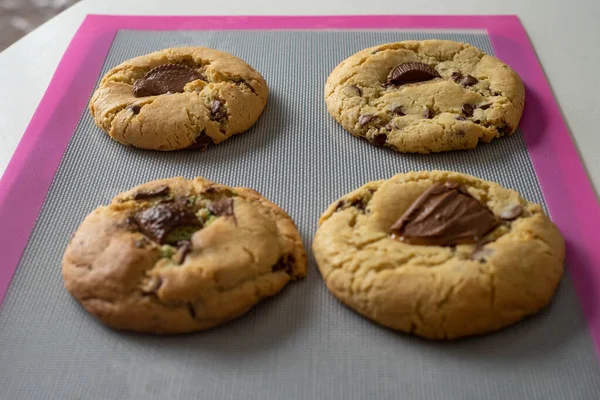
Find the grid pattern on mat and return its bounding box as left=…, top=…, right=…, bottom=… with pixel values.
left=0, top=29, right=598, bottom=400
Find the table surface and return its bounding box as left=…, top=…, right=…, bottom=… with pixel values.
left=1, top=0, right=599, bottom=193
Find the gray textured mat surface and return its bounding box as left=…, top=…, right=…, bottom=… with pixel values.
left=1, top=30, right=599, bottom=399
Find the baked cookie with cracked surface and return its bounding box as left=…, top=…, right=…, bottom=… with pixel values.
left=313, top=171, right=564, bottom=339
left=62, top=177, right=306, bottom=333
left=325, top=40, right=525, bottom=153
left=89, top=47, right=268, bottom=151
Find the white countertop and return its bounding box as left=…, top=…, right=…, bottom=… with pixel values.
left=1, top=0, right=599, bottom=191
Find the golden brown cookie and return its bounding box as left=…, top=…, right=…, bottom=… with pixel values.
left=89, top=47, right=268, bottom=150
left=62, top=177, right=306, bottom=333
left=312, top=171, right=564, bottom=339
left=325, top=40, right=525, bottom=153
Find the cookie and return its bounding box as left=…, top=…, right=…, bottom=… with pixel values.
left=62, top=177, right=306, bottom=333
left=312, top=171, right=564, bottom=339
left=89, top=47, right=268, bottom=151
left=325, top=40, right=525, bottom=153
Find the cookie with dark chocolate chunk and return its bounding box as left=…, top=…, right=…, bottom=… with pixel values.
left=313, top=171, right=564, bottom=340
left=325, top=39, right=525, bottom=153
left=62, top=177, right=306, bottom=334
left=89, top=47, right=268, bottom=151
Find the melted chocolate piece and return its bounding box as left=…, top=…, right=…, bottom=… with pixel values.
left=133, top=202, right=202, bottom=244
left=188, top=130, right=214, bottom=151
left=132, top=64, right=202, bottom=97
left=208, top=197, right=234, bottom=217
left=272, top=254, right=295, bottom=275
left=210, top=99, right=227, bottom=122
left=460, top=75, right=478, bottom=87
left=450, top=72, right=463, bottom=82
left=127, top=104, right=141, bottom=115
left=371, top=133, right=387, bottom=147
left=359, top=114, right=375, bottom=126
left=387, top=62, right=441, bottom=86
left=462, top=104, right=474, bottom=117
left=390, top=182, right=499, bottom=246
left=392, top=106, right=405, bottom=116
left=424, top=108, right=434, bottom=119
left=132, top=185, right=170, bottom=200
left=478, top=103, right=491, bottom=110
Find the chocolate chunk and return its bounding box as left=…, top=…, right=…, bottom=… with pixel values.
left=460, top=75, right=478, bottom=87
left=478, top=103, right=491, bottom=110
left=210, top=99, right=227, bottom=122
left=456, top=115, right=466, bottom=121
left=173, top=240, right=192, bottom=265
left=359, top=114, right=375, bottom=126
left=371, top=133, right=387, bottom=147
left=132, top=185, right=170, bottom=200
left=499, top=204, right=522, bottom=220
left=423, top=108, right=434, bottom=119
left=392, top=106, right=405, bottom=116
left=132, top=64, right=202, bottom=97
left=127, top=104, right=141, bottom=115
left=343, top=84, right=362, bottom=96
left=387, top=62, right=440, bottom=86
left=390, top=182, right=500, bottom=246
left=471, top=247, right=494, bottom=263
left=187, top=303, right=196, bottom=318
left=141, top=276, right=163, bottom=294
left=133, top=202, right=202, bottom=244
left=450, top=72, right=463, bottom=82
left=272, top=254, right=295, bottom=275
left=462, top=104, right=474, bottom=117
left=188, top=130, right=214, bottom=151
left=208, top=197, right=234, bottom=217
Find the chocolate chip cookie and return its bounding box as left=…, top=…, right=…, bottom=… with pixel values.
left=62, top=177, right=306, bottom=333
left=312, top=171, right=564, bottom=339
left=325, top=40, right=525, bottom=153
left=89, top=47, right=268, bottom=150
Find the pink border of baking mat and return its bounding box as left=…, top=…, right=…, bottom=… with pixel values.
left=1, top=15, right=598, bottom=353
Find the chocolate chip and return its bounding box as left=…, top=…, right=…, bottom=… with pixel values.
left=187, top=303, right=196, bottom=319
left=359, top=114, right=375, bottom=126
left=132, top=185, right=170, bottom=200
left=343, top=85, right=362, bottom=96
left=450, top=72, right=463, bottom=82
left=371, top=134, right=387, bottom=147
left=423, top=108, right=434, bottom=119
left=127, top=104, right=141, bottom=115
left=208, top=197, right=234, bottom=217
left=392, top=106, right=405, bottom=116
left=173, top=240, right=192, bottom=265
left=390, top=183, right=499, bottom=246
left=272, top=254, right=295, bottom=275
left=478, top=103, right=491, bottom=110
left=210, top=99, right=227, bottom=122
left=387, top=62, right=440, bottom=86
left=133, top=202, right=202, bottom=244
left=460, top=75, right=478, bottom=87
left=499, top=204, right=522, bottom=220
left=141, top=276, right=163, bottom=294
left=188, top=130, right=214, bottom=151
left=471, top=247, right=494, bottom=263
left=132, top=64, right=202, bottom=97
left=456, top=115, right=466, bottom=121
left=462, top=104, right=474, bottom=117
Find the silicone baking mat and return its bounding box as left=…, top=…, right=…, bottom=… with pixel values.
left=1, top=15, right=599, bottom=399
